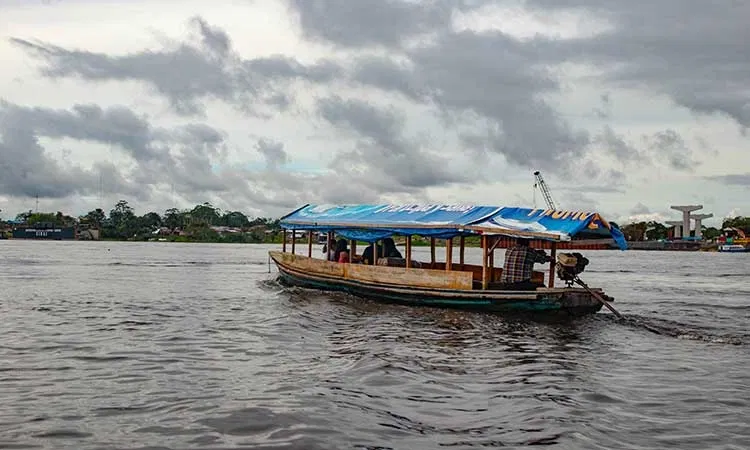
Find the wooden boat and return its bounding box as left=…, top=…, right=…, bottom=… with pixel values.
left=269, top=204, right=628, bottom=318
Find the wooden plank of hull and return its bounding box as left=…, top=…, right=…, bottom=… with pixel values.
left=270, top=251, right=473, bottom=290
left=426, top=261, right=546, bottom=285
left=269, top=251, right=606, bottom=316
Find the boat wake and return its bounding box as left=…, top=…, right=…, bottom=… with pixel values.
left=259, top=275, right=748, bottom=346
left=598, top=314, right=747, bottom=345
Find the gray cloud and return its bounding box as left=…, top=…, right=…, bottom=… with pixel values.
left=0, top=99, right=405, bottom=215
left=521, top=0, right=750, bottom=128
left=11, top=16, right=342, bottom=117
left=286, top=0, right=454, bottom=48
left=552, top=190, right=600, bottom=211
left=0, top=106, right=144, bottom=199
left=192, top=16, right=231, bottom=57
left=291, top=0, right=748, bottom=176
left=255, top=138, right=288, bottom=169
left=705, top=173, right=750, bottom=186
left=630, top=202, right=651, bottom=215
left=161, top=125, right=229, bottom=193
left=316, top=95, right=469, bottom=189
left=412, top=31, right=589, bottom=173
left=0, top=101, right=235, bottom=202
left=348, top=32, right=590, bottom=175
left=286, top=0, right=596, bottom=175
left=593, top=93, right=612, bottom=119
left=351, top=57, right=430, bottom=101
left=593, top=125, right=643, bottom=163
left=644, top=129, right=698, bottom=171
left=0, top=101, right=160, bottom=163
left=0, top=124, right=96, bottom=199
left=249, top=169, right=385, bottom=210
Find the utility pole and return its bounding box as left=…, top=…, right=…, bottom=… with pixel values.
left=99, top=170, right=103, bottom=209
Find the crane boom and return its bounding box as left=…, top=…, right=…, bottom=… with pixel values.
left=533, top=171, right=557, bottom=210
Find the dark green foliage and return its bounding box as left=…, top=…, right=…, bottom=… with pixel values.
left=119, top=201, right=279, bottom=243
left=8, top=200, right=280, bottom=243
left=722, top=216, right=750, bottom=234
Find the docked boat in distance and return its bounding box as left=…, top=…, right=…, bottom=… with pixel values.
left=269, top=204, right=629, bottom=318
left=718, top=244, right=749, bottom=253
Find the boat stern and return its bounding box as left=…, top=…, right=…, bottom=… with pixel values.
left=560, top=289, right=607, bottom=316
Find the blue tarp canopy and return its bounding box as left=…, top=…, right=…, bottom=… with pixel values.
left=280, top=204, right=501, bottom=241
left=280, top=204, right=627, bottom=250
left=467, top=207, right=627, bottom=250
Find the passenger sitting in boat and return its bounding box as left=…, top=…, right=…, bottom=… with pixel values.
left=382, top=238, right=403, bottom=258
left=500, top=238, right=551, bottom=290
left=361, top=238, right=403, bottom=264
left=333, top=238, right=350, bottom=263
left=360, top=242, right=382, bottom=265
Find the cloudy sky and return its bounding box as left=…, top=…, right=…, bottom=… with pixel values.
left=1, top=0, right=748, bottom=226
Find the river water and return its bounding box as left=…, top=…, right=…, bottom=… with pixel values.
left=0, top=241, right=748, bottom=449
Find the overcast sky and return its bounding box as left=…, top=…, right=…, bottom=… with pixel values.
left=1, top=0, right=748, bottom=226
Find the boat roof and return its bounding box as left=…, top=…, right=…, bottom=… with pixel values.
left=280, top=204, right=628, bottom=250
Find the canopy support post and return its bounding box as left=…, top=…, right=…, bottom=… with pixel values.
left=430, top=238, right=436, bottom=268
left=459, top=236, right=465, bottom=269
left=350, top=239, right=356, bottom=260
left=405, top=236, right=412, bottom=269
left=326, top=232, right=333, bottom=260
left=307, top=231, right=313, bottom=257
left=282, top=230, right=287, bottom=252
left=548, top=242, right=557, bottom=288
left=482, top=235, right=489, bottom=290
left=371, top=241, right=377, bottom=265
left=291, top=232, right=296, bottom=254
left=488, top=236, right=495, bottom=281
left=445, top=238, right=453, bottom=271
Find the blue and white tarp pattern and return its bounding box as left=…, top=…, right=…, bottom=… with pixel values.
left=280, top=204, right=501, bottom=241
left=280, top=204, right=628, bottom=249
left=468, top=207, right=628, bottom=250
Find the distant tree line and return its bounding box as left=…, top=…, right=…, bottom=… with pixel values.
left=6, top=200, right=282, bottom=243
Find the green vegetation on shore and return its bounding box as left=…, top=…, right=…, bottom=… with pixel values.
left=3, top=199, right=750, bottom=244
left=4, top=200, right=281, bottom=243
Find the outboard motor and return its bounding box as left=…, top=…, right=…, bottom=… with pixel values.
left=556, top=252, right=589, bottom=286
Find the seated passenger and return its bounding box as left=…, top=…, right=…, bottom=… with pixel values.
left=333, top=238, right=350, bottom=263
left=382, top=237, right=403, bottom=258
left=360, top=242, right=383, bottom=265
left=500, top=238, right=551, bottom=290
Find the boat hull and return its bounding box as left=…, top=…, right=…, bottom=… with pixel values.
left=270, top=252, right=607, bottom=318
left=718, top=244, right=749, bottom=253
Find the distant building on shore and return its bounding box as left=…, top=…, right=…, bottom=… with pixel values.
left=11, top=222, right=76, bottom=240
